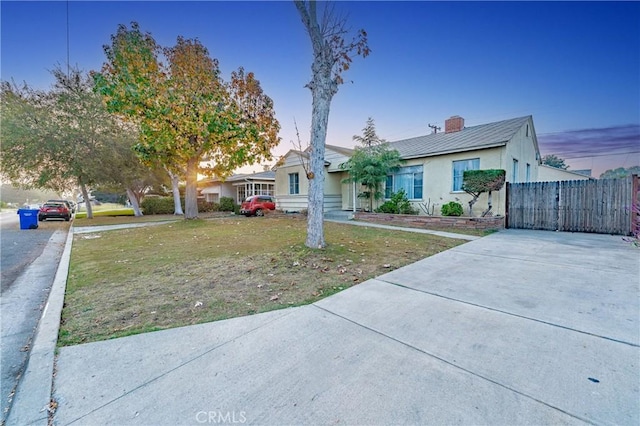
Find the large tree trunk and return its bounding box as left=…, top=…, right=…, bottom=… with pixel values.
left=168, top=169, right=184, bottom=215
left=79, top=179, right=93, bottom=219
left=126, top=188, right=143, bottom=217
left=305, top=73, right=336, bottom=248
left=184, top=156, right=199, bottom=219
left=297, top=0, right=339, bottom=249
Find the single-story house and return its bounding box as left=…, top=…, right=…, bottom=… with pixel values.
left=198, top=170, right=275, bottom=204
left=275, top=115, right=548, bottom=216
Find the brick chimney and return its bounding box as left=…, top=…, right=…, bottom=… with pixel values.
left=445, top=115, right=465, bottom=133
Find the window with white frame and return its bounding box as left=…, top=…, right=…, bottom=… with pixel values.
left=452, top=158, right=480, bottom=191
left=289, top=173, right=299, bottom=195
left=237, top=183, right=275, bottom=201
left=385, top=165, right=423, bottom=199
left=526, top=163, right=531, bottom=182
left=512, top=159, right=519, bottom=183
left=237, top=186, right=247, bottom=202
left=205, top=193, right=219, bottom=203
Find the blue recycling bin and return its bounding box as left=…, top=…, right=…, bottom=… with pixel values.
left=17, top=209, right=39, bottom=229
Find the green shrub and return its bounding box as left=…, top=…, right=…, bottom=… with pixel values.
left=197, top=200, right=220, bottom=213
left=441, top=201, right=463, bottom=216
left=140, top=197, right=176, bottom=215
left=219, top=197, right=235, bottom=212
left=375, top=189, right=418, bottom=215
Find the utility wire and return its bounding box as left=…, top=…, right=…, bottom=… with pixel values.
left=66, top=0, right=70, bottom=78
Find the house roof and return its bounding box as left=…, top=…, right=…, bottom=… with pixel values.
left=226, top=170, right=275, bottom=182
left=388, top=116, right=532, bottom=159
left=325, top=144, right=354, bottom=156
left=199, top=170, right=275, bottom=186
left=280, top=145, right=350, bottom=168
left=539, top=164, right=594, bottom=179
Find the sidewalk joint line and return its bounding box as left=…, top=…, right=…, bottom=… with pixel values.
left=450, top=246, right=634, bottom=275
left=313, top=304, right=598, bottom=426
left=62, top=309, right=296, bottom=425
left=379, top=279, right=639, bottom=348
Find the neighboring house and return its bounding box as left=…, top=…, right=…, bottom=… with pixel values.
left=537, top=164, right=592, bottom=182
left=198, top=170, right=275, bottom=205
left=274, top=145, right=354, bottom=212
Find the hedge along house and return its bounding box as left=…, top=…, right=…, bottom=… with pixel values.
left=274, top=145, right=355, bottom=212
left=198, top=170, right=275, bottom=205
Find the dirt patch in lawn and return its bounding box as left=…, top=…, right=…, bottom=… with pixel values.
left=59, top=216, right=467, bottom=346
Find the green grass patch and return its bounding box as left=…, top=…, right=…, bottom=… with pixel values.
left=59, top=217, right=470, bottom=346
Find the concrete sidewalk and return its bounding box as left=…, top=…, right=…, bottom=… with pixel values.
left=49, top=229, right=638, bottom=425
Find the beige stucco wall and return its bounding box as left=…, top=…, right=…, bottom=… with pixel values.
left=387, top=149, right=509, bottom=217
left=537, top=164, right=591, bottom=182
left=275, top=162, right=309, bottom=197
left=219, top=183, right=236, bottom=199
left=325, top=171, right=344, bottom=195
left=275, top=150, right=348, bottom=212
left=403, top=119, right=540, bottom=217
left=504, top=118, right=540, bottom=183
left=201, top=182, right=236, bottom=202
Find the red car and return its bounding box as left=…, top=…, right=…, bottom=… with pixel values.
left=38, top=202, right=71, bottom=222
left=240, top=195, right=276, bottom=217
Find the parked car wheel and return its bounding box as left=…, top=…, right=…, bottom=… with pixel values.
left=255, top=208, right=264, bottom=217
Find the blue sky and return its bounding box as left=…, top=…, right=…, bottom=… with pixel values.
left=2, top=1, right=639, bottom=177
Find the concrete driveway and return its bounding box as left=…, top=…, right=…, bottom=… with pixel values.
left=52, top=229, right=639, bottom=425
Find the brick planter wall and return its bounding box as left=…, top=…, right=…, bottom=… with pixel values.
left=354, top=212, right=504, bottom=230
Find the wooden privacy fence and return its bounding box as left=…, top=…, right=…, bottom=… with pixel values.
left=506, top=176, right=634, bottom=235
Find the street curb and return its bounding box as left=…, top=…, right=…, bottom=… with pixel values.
left=6, top=228, right=73, bottom=426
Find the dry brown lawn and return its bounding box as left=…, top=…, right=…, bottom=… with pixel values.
left=59, top=216, right=468, bottom=346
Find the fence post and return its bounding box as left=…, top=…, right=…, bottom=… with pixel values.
left=632, top=174, right=639, bottom=236
left=505, top=182, right=510, bottom=229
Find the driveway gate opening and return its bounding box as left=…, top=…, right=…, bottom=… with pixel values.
left=506, top=176, right=634, bottom=235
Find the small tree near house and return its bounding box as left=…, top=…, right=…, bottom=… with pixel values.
left=341, top=118, right=402, bottom=212
left=462, top=169, right=506, bottom=217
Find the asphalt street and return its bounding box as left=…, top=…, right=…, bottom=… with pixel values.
left=0, top=212, right=68, bottom=424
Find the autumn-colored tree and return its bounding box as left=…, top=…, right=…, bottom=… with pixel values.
left=94, top=23, right=280, bottom=219
left=97, top=136, right=170, bottom=217
left=1, top=67, right=143, bottom=219
left=295, top=1, right=370, bottom=248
